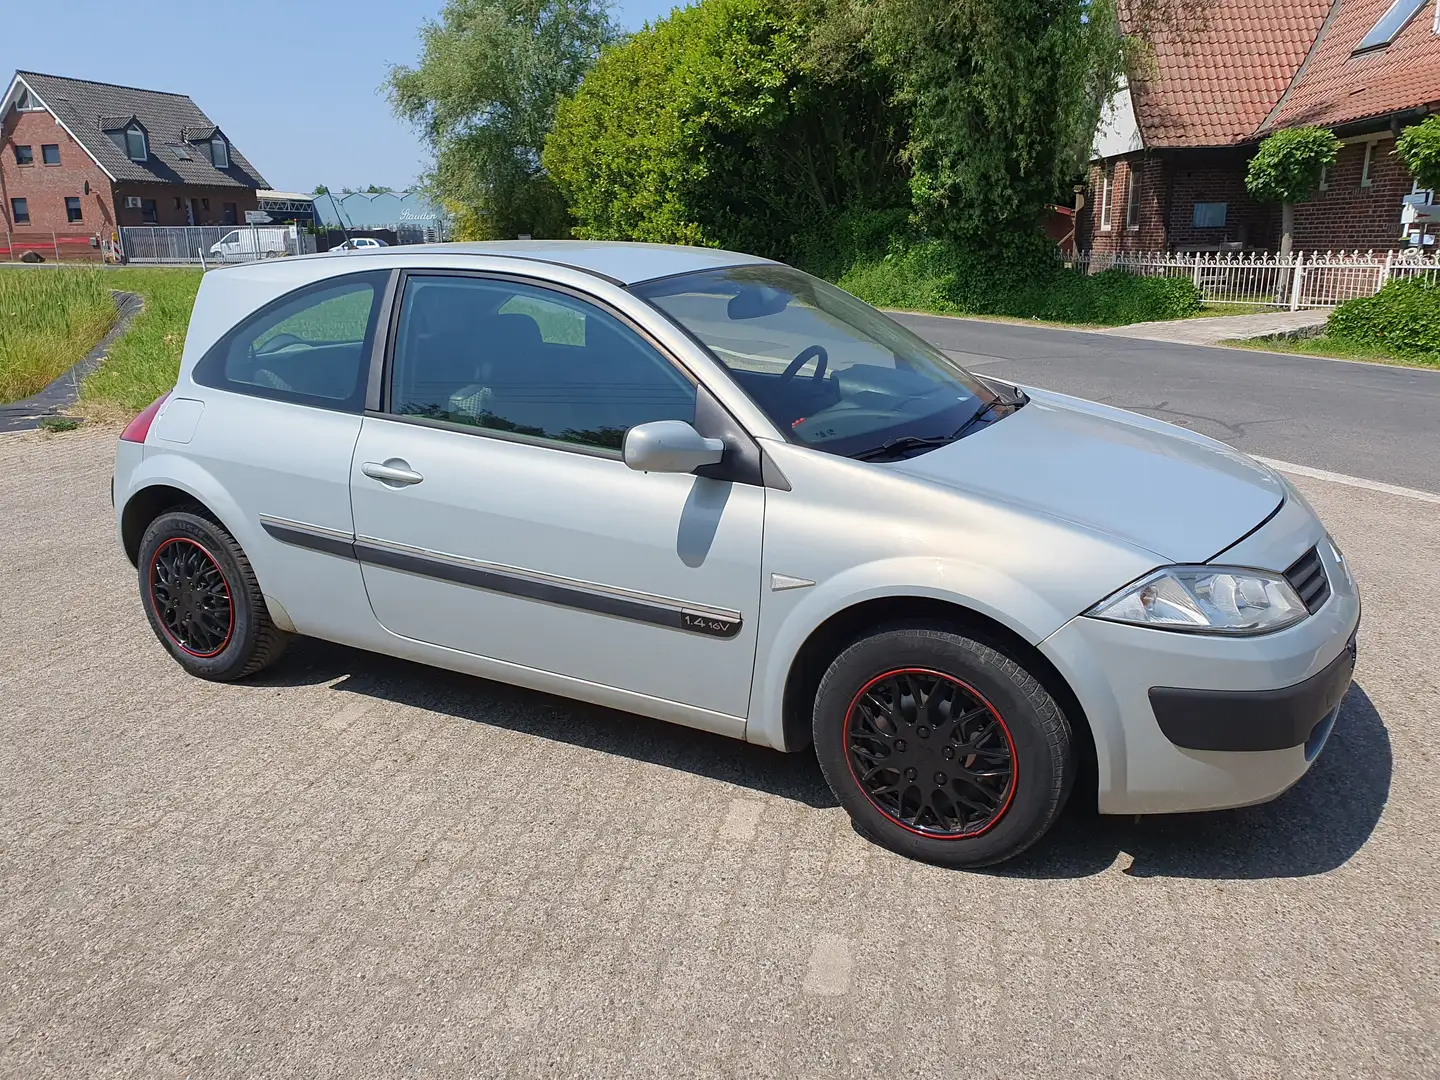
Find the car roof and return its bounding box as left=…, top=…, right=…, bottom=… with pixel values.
left=368, top=240, right=775, bottom=286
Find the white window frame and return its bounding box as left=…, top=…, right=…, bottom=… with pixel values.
left=1353, top=0, right=1428, bottom=51
left=211, top=138, right=229, bottom=169
left=1361, top=142, right=1375, bottom=188
left=1100, top=165, right=1114, bottom=231
left=124, top=125, right=148, bottom=163
left=1125, top=162, right=1142, bottom=230
left=15, top=88, right=45, bottom=112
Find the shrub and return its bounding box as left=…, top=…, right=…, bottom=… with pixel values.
left=798, top=225, right=1202, bottom=325
left=1327, top=277, right=1440, bottom=360
left=543, top=0, right=907, bottom=256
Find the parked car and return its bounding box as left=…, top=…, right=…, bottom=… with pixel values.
left=329, top=237, right=389, bottom=253
left=208, top=227, right=294, bottom=261
left=112, top=241, right=1360, bottom=867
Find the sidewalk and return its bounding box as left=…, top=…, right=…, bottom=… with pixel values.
left=1098, top=308, right=1329, bottom=345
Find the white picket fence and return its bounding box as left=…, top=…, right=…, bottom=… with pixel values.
left=1062, top=249, right=1440, bottom=309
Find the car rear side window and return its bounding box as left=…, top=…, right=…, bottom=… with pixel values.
left=194, top=271, right=387, bottom=411
left=387, top=274, right=696, bottom=453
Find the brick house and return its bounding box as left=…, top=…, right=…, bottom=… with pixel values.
left=1078, top=0, right=1440, bottom=254
left=0, top=70, right=267, bottom=244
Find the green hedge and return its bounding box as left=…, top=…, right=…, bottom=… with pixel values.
left=796, top=217, right=1202, bottom=325
left=1327, top=276, right=1440, bottom=360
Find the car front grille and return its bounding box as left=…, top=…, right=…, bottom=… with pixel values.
left=1284, top=546, right=1331, bottom=614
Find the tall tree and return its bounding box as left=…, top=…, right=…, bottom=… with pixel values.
left=851, top=0, right=1128, bottom=249
left=388, top=0, right=619, bottom=240
left=809, top=0, right=1202, bottom=252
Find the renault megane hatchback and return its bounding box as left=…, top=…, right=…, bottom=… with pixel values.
left=113, top=241, right=1360, bottom=867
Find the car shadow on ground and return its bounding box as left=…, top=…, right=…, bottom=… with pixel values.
left=254, top=637, right=840, bottom=809
left=256, top=640, right=1391, bottom=879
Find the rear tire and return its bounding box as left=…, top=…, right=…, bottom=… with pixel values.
left=813, top=627, right=1072, bottom=868
left=138, top=508, right=288, bottom=681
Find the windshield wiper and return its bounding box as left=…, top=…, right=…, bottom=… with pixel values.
left=851, top=434, right=959, bottom=461
left=851, top=391, right=1025, bottom=462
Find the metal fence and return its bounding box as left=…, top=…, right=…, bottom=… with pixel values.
left=1062, top=249, right=1440, bottom=309
left=1, top=230, right=109, bottom=263
left=119, top=225, right=316, bottom=265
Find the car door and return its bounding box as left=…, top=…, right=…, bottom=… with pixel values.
left=348, top=271, right=765, bottom=719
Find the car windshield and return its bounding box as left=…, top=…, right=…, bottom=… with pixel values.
left=632, top=264, right=999, bottom=458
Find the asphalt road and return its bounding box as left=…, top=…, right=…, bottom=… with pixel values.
left=893, top=313, right=1440, bottom=495
left=2, top=427, right=1436, bottom=1079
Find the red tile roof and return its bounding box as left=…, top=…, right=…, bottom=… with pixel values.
left=1129, top=0, right=1333, bottom=147
left=1263, top=0, right=1440, bottom=131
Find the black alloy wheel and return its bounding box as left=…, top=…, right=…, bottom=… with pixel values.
left=813, top=627, right=1073, bottom=868
left=845, top=668, right=1016, bottom=839
left=137, top=507, right=289, bottom=680
left=149, top=537, right=234, bottom=657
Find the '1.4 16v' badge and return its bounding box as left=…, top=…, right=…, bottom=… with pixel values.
left=681, top=611, right=740, bottom=638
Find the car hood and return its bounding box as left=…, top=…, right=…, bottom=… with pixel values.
left=889, top=387, right=1284, bottom=563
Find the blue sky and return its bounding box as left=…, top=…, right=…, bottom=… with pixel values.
left=4, top=0, right=679, bottom=195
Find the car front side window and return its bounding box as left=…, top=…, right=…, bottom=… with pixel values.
left=193, top=271, right=387, bottom=410
left=387, top=275, right=696, bottom=453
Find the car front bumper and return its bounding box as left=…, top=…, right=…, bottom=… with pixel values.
left=1040, top=502, right=1361, bottom=816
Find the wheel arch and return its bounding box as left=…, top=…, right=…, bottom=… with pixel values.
left=778, top=595, right=1097, bottom=802
left=120, top=481, right=236, bottom=566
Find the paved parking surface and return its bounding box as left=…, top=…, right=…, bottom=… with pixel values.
left=2, top=427, right=1437, bottom=1079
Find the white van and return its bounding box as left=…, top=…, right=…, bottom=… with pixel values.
left=209, top=226, right=296, bottom=261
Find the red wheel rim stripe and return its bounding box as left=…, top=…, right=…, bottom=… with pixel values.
left=843, top=667, right=1018, bottom=840
left=148, top=537, right=234, bottom=659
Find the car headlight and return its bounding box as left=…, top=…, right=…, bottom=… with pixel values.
left=1086, top=565, right=1308, bottom=635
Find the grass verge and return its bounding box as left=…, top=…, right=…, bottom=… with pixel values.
left=78, top=268, right=204, bottom=416
left=0, top=268, right=118, bottom=402
left=1224, top=333, right=1440, bottom=369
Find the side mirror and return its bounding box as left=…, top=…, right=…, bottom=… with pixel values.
left=623, top=420, right=725, bottom=474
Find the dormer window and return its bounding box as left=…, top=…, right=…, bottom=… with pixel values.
left=211, top=138, right=228, bottom=169
left=125, top=125, right=148, bottom=162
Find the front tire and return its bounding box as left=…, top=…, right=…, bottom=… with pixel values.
left=813, top=627, right=1072, bottom=868
left=138, top=508, right=288, bottom=681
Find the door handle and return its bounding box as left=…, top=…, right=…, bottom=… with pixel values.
left=361, top=459, right=424, bottom=486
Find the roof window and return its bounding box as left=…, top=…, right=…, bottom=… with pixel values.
left=1354, top=0, right=1427, bottom=52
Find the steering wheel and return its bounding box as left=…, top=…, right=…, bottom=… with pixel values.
left=779, top=344, right=829, bottom=385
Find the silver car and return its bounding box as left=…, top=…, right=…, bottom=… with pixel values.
left=112, top=242, right=1360, bottom=867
